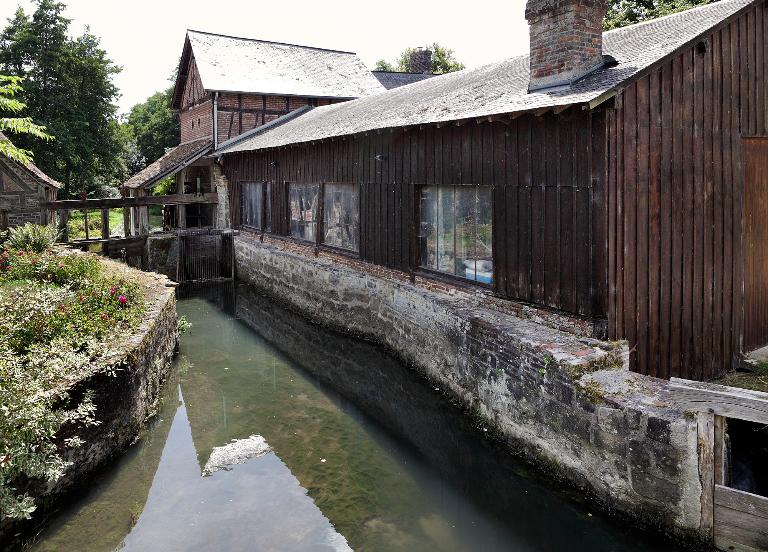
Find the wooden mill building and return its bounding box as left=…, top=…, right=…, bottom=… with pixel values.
left=212, top=0, right=768, bottom=381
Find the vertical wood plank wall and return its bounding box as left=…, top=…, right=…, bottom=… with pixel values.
left=223, top=108, right=606, bottom=318
left=607, top=3, right=768, bottom=379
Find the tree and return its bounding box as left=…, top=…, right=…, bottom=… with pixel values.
left=0, top=0, right=123, bottom=197
left=0, top=75, right=52, bottom=164
left=373, top=59, right=396, bottom=72
left=604, top=0, right=711, bottom=29
left=125, top=86, right=179, bottom=165
left=374, top=43, right=465, bottom=74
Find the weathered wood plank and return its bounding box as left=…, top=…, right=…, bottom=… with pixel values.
left=716, top=485, right=768, bottom=520
left=44, top=193, right=218, bottom=210
left=698, top=412, right=715, bottom=539
left=671, top=378, right=768, bottom=425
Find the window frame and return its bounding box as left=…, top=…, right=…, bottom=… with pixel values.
left=239, top=181, right=271, bottom=233
left=415, top=182, right=494, bottom=289
left=321, top=181, right=360, bottom=254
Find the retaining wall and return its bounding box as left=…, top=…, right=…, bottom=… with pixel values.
left=0, top=255, right=178, bottom=546
left=234, top=232, right=705, bottom=544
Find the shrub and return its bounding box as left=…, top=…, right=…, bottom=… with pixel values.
left=7, top=223, right=59, bottom=253
left=0, top=248, right=145, bottom=520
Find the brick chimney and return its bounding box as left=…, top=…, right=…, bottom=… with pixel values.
left=525, top=0, right=607, bottom=91
left=410, top=48, right=433, bottom=74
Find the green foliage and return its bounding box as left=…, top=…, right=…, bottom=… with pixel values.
left=177, top=315, right=191, bottom=334
left=125, top=87, right=179, bottom=167
left=6, top=222, right=59, bottom=253
left=373, top=59, right=396, bottom=72
left=604, top=0, right=711, bottom=29
left=0, top=244, right=145, bottom=519
left=0, top=75, right=52, bottom=164
left=152, top=174, right=176, bottom=196
left=394, top=43, right=465, bottom=74
left=0, top=1, right=124, bottom=197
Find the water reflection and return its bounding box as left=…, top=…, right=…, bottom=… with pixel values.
left=27, top=283, right=679, bottom=552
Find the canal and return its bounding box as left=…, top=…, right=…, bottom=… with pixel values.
left=27, top=283, right=681, bottom=551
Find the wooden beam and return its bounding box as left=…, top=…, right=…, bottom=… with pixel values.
left=42, top=193, right=218, bottom=210
left=671, top=378, right=768, bottom=426
left=698, top=412, right=715, bottom=540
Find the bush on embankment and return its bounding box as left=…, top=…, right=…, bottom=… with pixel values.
left=0, top=227, right=145, bottom=520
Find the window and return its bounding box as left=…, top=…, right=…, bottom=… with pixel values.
left=289, top=183, right=319, bottom=241
left=323, top=183, right=359, bottom=252
left=419, top=184, right=493, bottom=283
left=242, top=182, right=264, bottom=229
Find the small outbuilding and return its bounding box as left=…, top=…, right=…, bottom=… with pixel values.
left=0, top=132, right=61, bottom=229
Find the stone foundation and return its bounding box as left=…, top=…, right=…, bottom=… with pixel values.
left=0, top=255, right=178, bottom=546
left=234, top=233, right=705, bottom=545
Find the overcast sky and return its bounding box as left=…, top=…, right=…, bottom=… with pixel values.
left=0, top=0, right=530, bottom=115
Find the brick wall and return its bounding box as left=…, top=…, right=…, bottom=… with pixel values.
left=525, top=0, right=606, bottom=90
left=180, top=100, right=213, bottom=143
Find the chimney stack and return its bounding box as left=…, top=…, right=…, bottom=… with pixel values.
left=525, top=0, right=607, bottom=91
left=410, top=47, right=433, bottom=74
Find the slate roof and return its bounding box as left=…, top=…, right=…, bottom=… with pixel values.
left=184, top=30, right=385, bottom=99
left=216, top=0, right=754, bottom=154
left=122, top=138, right=212, bottom=190
left=372, top=71, right=436, bottom=90
left=0, top=132, right=61, bottom=189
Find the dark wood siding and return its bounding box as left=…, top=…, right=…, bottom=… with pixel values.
left=607, top=2, right=768, bottom=379
left=743, top=138, right=768, bottom=351
left=223, top=108, right=606, bottom=318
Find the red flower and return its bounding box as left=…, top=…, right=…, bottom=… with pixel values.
left=16, top=251, right=24, bottom=257
left=118, top=295, right=127, bottom=306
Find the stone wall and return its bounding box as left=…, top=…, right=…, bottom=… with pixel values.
left=0, top=254, right=178, bottom=545
left=234, top=233, right=705, bottom=545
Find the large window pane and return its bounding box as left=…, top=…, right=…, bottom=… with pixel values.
left=419, top=184, right=493, bottom=284
left=419, top=187, right=439, bottom=271
left=323, top=183, right=359, bottom=252
left=242, top=182, right=263, bottom=229
left=289, top=183, right=319, bottom=242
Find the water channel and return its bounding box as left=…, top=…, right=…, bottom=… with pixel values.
left=27, top=283, right=681, bottom=551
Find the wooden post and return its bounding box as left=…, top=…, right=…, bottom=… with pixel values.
left=83, top=210, right=89, bottom=240
left=59, top=210, right=69, bottom=242
left=177, top=170, right=187, bottom=229
left=697, top=411, right=715, bottom=540
left=101, top=209, right=110, bottom=254
left=122, top=188, right=131, bottom=237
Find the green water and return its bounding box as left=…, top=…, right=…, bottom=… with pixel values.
left=26, top=284, right=681, bottom=551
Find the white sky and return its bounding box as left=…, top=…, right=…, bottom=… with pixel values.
left=0, top=0, right=530, bottom=115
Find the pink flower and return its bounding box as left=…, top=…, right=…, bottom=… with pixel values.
left=109, top=286, right=117, bottom=296
left=57, top=262, right=64, bottom=269
left=118, top=295, right=127, bottom=306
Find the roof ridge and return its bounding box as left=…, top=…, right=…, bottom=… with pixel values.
left=186, top=29, right=357, bottom=56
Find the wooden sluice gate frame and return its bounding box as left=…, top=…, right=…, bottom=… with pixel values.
left=40, top=193, right=233, bottom=280
left=672, top=378, right=768, bottom=552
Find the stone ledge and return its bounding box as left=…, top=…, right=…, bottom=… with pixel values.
left=0, top=250, right=178, bottom=546
left=235, top=234, right=705, bottom=546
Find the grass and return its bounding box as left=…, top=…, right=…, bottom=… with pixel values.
left=715, top=361, right=768, bottom=393
left=66, top=209, right=125, bottom=240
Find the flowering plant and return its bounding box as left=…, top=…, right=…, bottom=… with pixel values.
left=0, top=245, right=145, bottom=520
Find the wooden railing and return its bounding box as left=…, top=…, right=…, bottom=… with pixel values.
left=41, top=193, right=218, bottom=242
